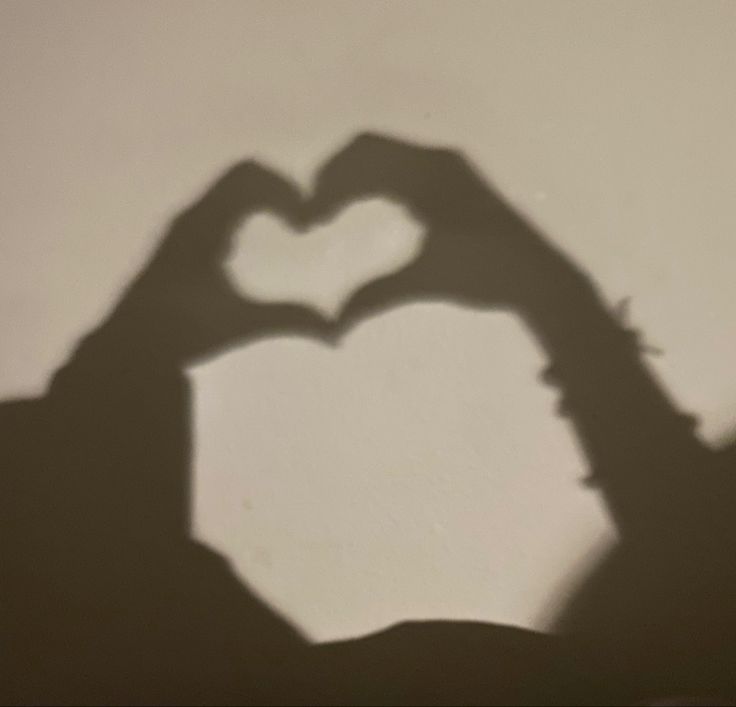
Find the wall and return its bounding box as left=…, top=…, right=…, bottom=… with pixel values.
left=1, top=0, right=734, bottom=642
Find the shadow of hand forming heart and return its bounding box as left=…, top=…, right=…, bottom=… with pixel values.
left=105, top=132, right=562, bottom=366
left=9, top=132, right=734, bottom=706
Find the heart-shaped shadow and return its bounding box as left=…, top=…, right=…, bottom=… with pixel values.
left=114, top=132, right=554, bottom=370
left=9, top=131, right=731, bottom=706
left=227, top=196, right=425, bottom=319
left=224, top=134, right=532, bottom=326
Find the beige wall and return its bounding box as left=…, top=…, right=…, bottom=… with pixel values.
left=1, top=0, right=735, bottom=641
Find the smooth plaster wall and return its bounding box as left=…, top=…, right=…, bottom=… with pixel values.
left=1, top=0, right=735, bottom=642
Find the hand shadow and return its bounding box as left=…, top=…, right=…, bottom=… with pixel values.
left=312, top=134, right=736, bottom=704
left=0, top=160, right=334, bottom=706
left=3, top=134, right=736, bottom=707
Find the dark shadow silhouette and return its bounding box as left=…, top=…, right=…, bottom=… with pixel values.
left=2, top=133, right=735, bottom=706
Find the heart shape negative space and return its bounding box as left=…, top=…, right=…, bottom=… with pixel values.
left=227, top=193, right=425, bottom=319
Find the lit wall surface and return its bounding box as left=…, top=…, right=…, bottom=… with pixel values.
left=1, top=0, right=734, bottom=642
